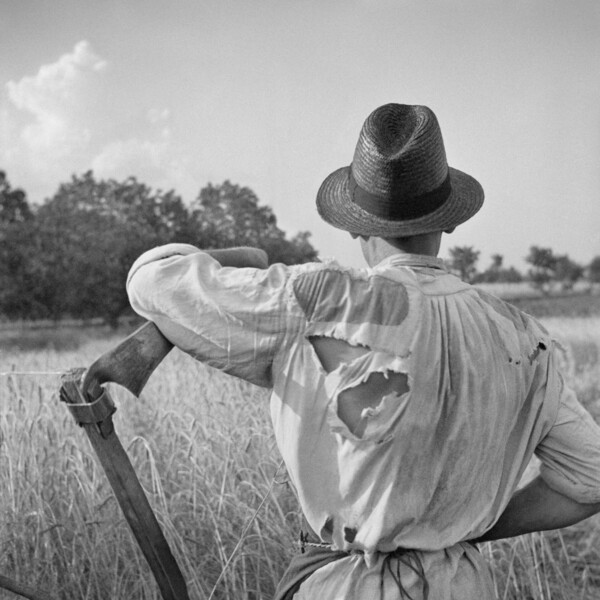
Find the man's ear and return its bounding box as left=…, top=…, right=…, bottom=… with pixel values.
left=444, top=227, right=456, bottom=234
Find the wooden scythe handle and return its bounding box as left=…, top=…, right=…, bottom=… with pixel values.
left=82, top=321, right=173, bottom=398
left=59, top=322, right=190, bottom=600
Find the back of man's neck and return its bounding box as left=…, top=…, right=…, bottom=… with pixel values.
left=362, top=234, right=442, bottom=267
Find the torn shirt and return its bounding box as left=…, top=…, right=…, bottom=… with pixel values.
left=127, top=244, right=600, bottom=599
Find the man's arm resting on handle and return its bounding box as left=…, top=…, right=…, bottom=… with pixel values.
left=127, top=244, right=269, bottom=290
left=204, top=247, right=269, bottom=269
left=475, top=475, right=600, bottom=543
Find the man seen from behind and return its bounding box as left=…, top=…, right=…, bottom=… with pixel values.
left=126, top=104, right=600, bottom=599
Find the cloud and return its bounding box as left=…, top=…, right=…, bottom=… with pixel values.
left=6, top=41, right=106, bottom=158
left=91, top=123, right=199, bottom=199
left=8, top=40, right=106, bottom=112
left=1, top=41, right=197, bottom=202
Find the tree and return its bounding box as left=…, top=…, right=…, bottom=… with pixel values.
left=28, top=172, right=192, bottom=326
left=525, top=246, right=583, bottom=293
left=272, top=230, right=319, bottom=265
left=498, top=266, right=523, bottom=284
left=43, top=171, right=191, bottom=241
left=490, top=254, right=503, bottom=271
left=589, top=256, right=600, bottom=285
left=477, top=254, right=502, bottom=283
left=0, top=171, right=33, bottom=224
left=0, top=172, right=39, bottom=319
left=0, top=173, right=319, bottom=323
left=525, top=246, right=557, bottom=294
left=190, top=180, right=317, bottom=264
left=476, top=254, right=523, bottom=284
left=448, top=246, right=480, bottom=283
left=0, top=218, right=46, bottom=320
left=554, top=255, right=583, bottom=291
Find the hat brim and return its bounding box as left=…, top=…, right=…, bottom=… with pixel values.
left=316, top=166, right=484, bottom=237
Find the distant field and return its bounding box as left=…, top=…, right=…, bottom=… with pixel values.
left=474, top=283, right=600, bottom=318
left=510, top=293, right=600, bottom=319
left=1, top=310, right=600, bottom=599
left=475, top=281, right=597, bottom=299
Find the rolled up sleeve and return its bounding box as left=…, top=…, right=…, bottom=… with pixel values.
left=536, top=365, right=600, bottom=504
left=126, top=244, right=299, bottom=388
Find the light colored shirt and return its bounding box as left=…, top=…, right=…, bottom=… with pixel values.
left=127, top=244, right=600, bottom=599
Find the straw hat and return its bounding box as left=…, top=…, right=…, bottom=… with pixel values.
left=316, top=103, right=484, bottom=237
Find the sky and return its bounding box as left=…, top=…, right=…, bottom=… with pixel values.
left=1, top=0, right=599, bottom=271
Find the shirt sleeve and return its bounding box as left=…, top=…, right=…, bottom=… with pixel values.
left=535, top=357, right=600, bottom=504
left=126, top=243, right=300, bottom=388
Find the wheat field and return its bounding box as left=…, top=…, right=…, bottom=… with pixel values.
left=1, top=316, right=599, bottom=599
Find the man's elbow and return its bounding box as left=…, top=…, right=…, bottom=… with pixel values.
left=126, top=263, right=158, bottom=319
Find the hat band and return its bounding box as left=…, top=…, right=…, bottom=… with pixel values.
left=349, top=170, right=452, bottom=220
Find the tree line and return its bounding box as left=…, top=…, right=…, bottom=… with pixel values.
left=2, top=170, right=598, bottom=326
left=0, top=171, right=317, bottom=326
left=447, top=245, right=600, bottom=292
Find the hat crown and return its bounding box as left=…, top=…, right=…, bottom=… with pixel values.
left=352, top=104, right=449, bottom=199
left=315, top=101, right=484, bottom=238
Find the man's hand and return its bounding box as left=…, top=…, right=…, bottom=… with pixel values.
left=205, top=247, right=269, bottom=269
left=474, top=476, right=600, bottom=543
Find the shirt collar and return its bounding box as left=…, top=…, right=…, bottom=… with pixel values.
left=374, top=253, right=448, bottom=272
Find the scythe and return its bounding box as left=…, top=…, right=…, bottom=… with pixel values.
left=59, top=322, right=191, bottom=600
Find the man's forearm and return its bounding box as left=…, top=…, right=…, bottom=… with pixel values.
left=475, top=476, right=600, bottom=543
left=205, top=247, right=269, bottom=269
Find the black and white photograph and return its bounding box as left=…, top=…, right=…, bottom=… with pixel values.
left=1, top=1, right=599, bottom=598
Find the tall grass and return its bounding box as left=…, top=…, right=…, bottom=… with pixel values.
left=1, top=316, right=599, bottom=599
left=1, top=341, right=298, bottom=599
